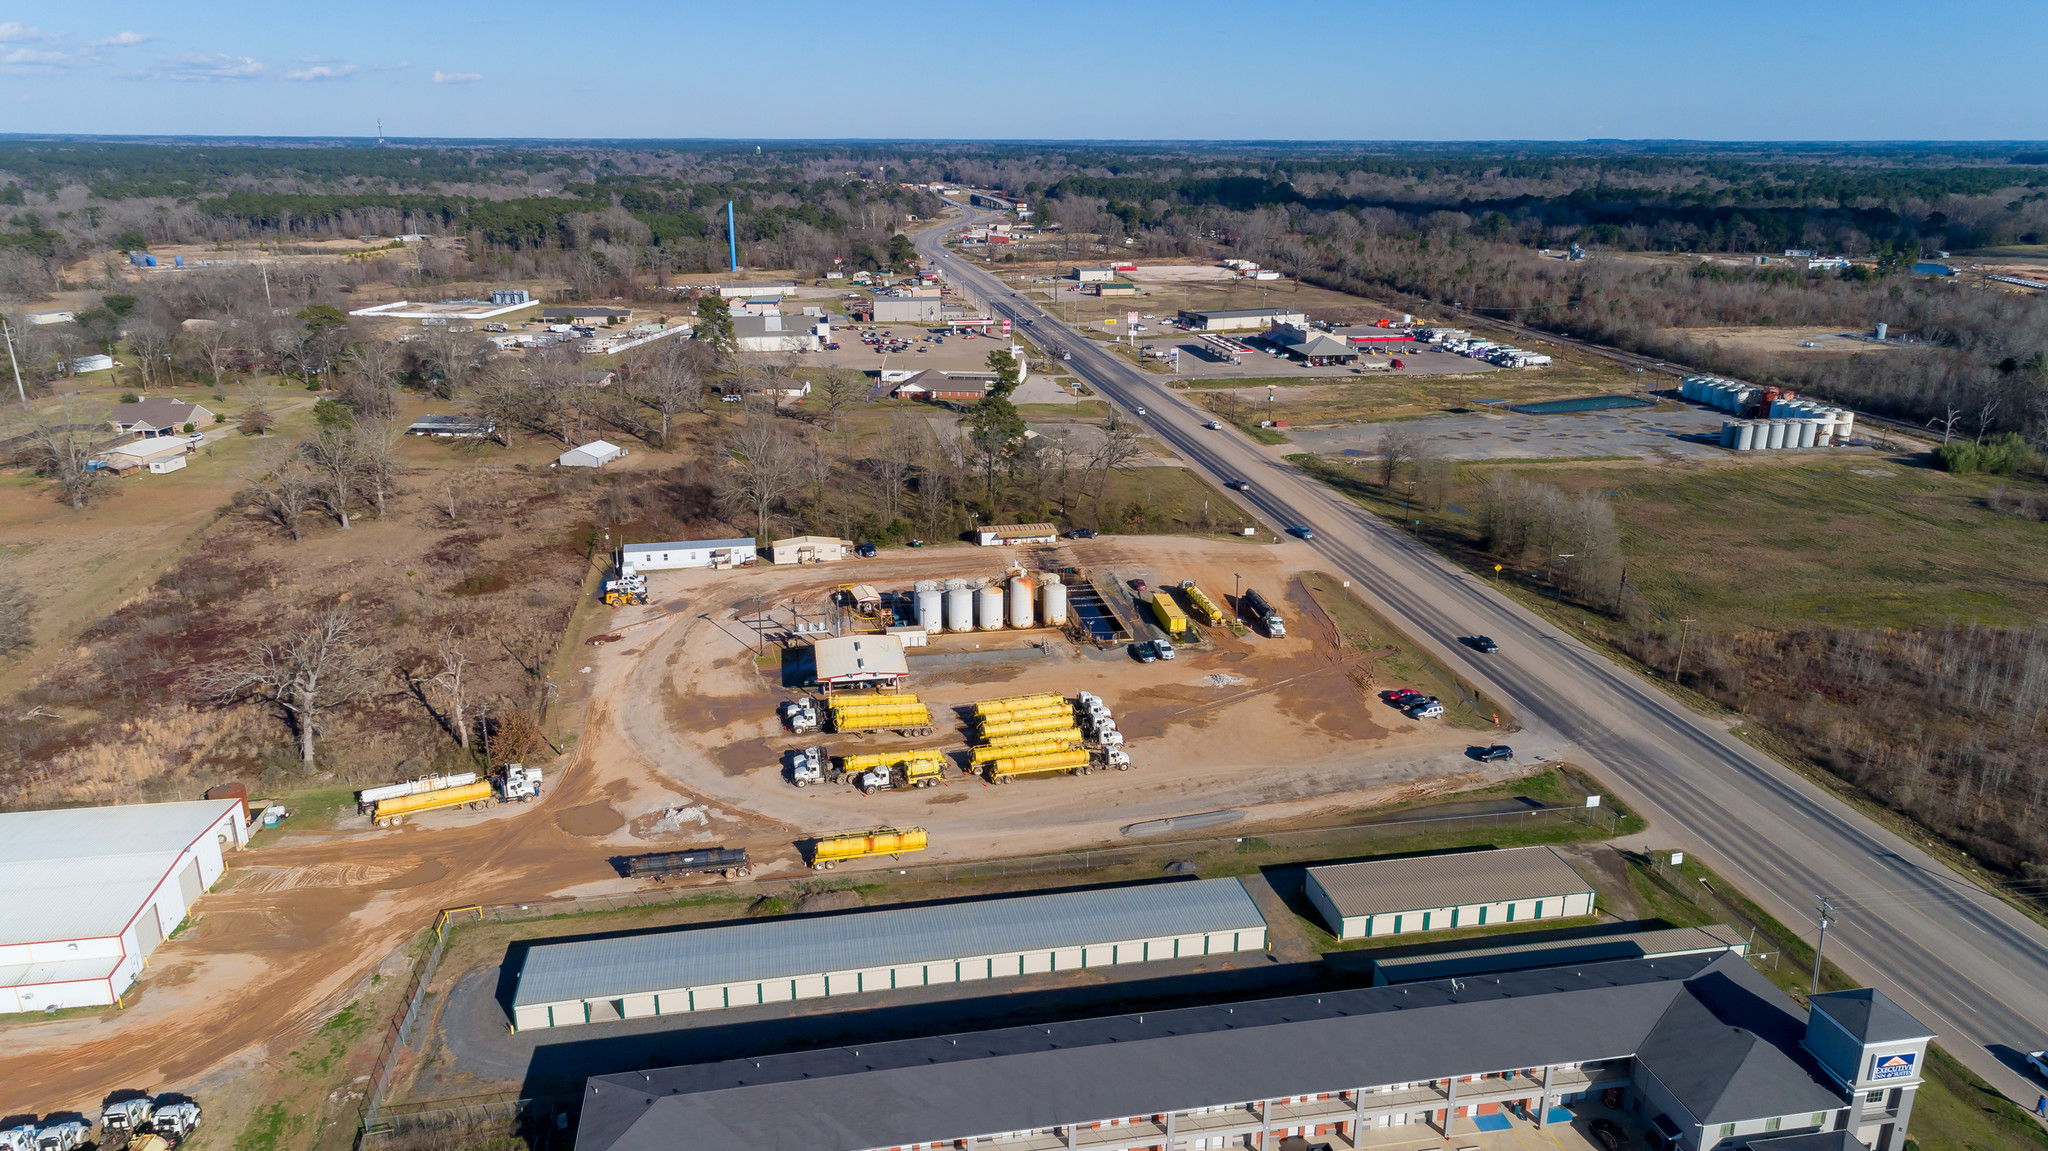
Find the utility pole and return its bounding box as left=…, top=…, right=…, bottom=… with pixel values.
left=260, top=265, right=274, bottom=311
left=1812, top=896, right=1835, bottom=994
left=3, top=320, right=24, bottom=407
left=1673, top=617, right=1698, bottom=684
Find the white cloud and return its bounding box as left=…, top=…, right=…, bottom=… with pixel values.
left=150, top=52, right=266, bottom=81
left=88, top=31, right=153, bottom=47
left=285, top=63, right=357, bottom=81
left=0, top=23, right=52, bottom=43
left=2, top=46, right=73, bottom=69
left=432, top=70, right=481, bottom=84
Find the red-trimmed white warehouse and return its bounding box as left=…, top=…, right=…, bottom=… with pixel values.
left=0, top=798, right=247, bottom=1013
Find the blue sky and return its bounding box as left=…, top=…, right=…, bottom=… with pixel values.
left=3, top=0, right=2044, bottom=141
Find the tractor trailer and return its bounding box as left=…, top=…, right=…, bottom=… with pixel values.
left=1241, top=587, right=1285, bottom=637
left=624, top=847, right=752, bottom=880
left=1179, top=581, right=1226, bottom=626
left=810, top=826, right=928, bottom=868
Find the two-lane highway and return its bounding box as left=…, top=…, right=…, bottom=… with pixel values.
left=916, top=203, right=2048, bottom=1106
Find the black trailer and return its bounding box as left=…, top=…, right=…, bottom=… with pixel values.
left=622, top=847, right=752, bottom=881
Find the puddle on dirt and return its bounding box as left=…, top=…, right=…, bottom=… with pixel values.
left=1271, top=670, right=1388, bottom=740
left=924, top=792, right=969, bottom=804
left=1116, top=684, right=1227, bottom=739
left=714, top=737, right=778, bottom=778
left=669, top=693, right=764, bottom=735
left=663, top=599, right=690, bottom=613
left=379, top=859, right=451, bottom=889
left=556, top=802, right=626, bottom=836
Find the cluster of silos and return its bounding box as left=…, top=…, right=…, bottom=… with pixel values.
left=1719, top=400, right=1855, bottom=453
left=924, top=572, right=1070, bottom=633
left=1681, top=375, right=1759, bottom=413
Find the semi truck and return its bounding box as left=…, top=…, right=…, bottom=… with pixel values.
left=33, top=1123, right=87, bottom=1151
left=149, top=1104, right=200, bottom=1145
left=1241, top=587, right=1286, bottom=638
left=624, top=847, right=752, bottom=880
left=1150, top=591, right=1190, bottom=638
left=782, top=697, right=821, bottom=734
left=984, top=746, right=1131, bottom=783
left=368, top=766, right=541, bottom=823
left=101, top=1100, right=154, bottom=1145
left=827, top=699, right=935, bottom=737
left=810, top=825, right=928, bottom=869
left=356, top=772, right=480, bottom=814
left=0, top=1127, right=33, bottom=1151
left=1179, top=580, right=1226, bottom=626
left=839, top=750, right=949, bottom=792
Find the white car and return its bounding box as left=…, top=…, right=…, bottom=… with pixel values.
left=1153, top=638, right=1176, bottom=660
left=1205, top=421, right=1224, bottom=430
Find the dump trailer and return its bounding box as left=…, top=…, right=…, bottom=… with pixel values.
left=811, top=826, right=928, bottom=869
left=371, top=779, right=493, bottom=823
left=970, top=692, right=1068, bottom=717
left=1242, top=587, right=1286, bottom=638
left=102, top=1100, right=154, bottom=1143
left=1151, top=591, right=1190, bottom=638
left=970, top=732, right=1081, bottom=764
left=984, top=748, right=1092, bottom=783
left=625, top=847, right=752, bottom=880
left=978, top=712, right=1079, bottom=740
left=829, top=702, right=935, bottom=736
left=1179, top=580, right=1226, bottom=626
left=356, top=772, right=479, bottom=814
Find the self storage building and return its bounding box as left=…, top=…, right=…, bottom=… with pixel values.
left=574, top=952, right=1925, bottom=1151
left=512, top=878, right=1266, bottom=1031
left=0, top=799, right=248, bottom=1013
left=1304, top=845, right=1596, bottom=940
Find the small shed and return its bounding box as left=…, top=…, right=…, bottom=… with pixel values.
left=771, top=536, right=851, bottom=565
left=976, top=523, right=1059, bottom=547
left=1304, top=845, right=1596, bottom=940
left=812, top=634, right=910, bottom=690
left=559, top=440, right=626, bottom=469
left=147, top=455, right=188, bottom=475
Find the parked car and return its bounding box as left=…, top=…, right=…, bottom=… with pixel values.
left=1406, top=701, right=1446, bottom=720
left=1132, top=641, right=1159, bottom=664
left=1287, top=525, right=1315, bottom=540
left=1067, top=528, right=1098, bottom=539
left=1472, top=635, right=1499, bottom=653
left=1205, top=420, right=1225, bottom=430
left=1589, top=1118, right=1628, bottom=1151
left=1381, top=689, right=1423, bottom=707
left=1479, top=745, right=1514, bottom=762
left=855, top=541, right=878, bottom=558
left=1153, top=638, right=1176, bottom=661
left=1128, top=578, right=1149, bottom=594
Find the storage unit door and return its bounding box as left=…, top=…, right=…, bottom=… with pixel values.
left=178, top=857, right=204, bottom=906
left=135, top=906, right=165, bottom=958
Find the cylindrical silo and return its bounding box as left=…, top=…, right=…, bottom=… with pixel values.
left=1834, top=410, right=1855, bottom=440
left=945, top=578, right=975, bottom=633
left=1797, top=419, right=1819, bottom=448
left=977, top=581, right=1006, bottom=630
left=1720, top=421, right=1738, bottom=449
left=1735, top=421, right=1757, bottom=451
left=1008, top=572, right=1035, bottom=629
left=916, top=580, right=943, bottom=633
left=1041, top=574, right=1068, bottom=626
left=1765, top=420, right=1788, bottom=450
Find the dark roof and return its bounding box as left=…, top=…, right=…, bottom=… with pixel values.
left=1373, top=924, right=1748, bottom=984
left=577, top=953, right=1846, bottom=1151
left=107, top=397, right=207, bottom=426
left=1633, top=968, right=1843, bottom=1124
left=1806, top=988, right=1933, bottom=1044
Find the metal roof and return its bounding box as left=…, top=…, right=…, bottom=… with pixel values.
left=1308, top=846, right=1594, bottom=918
left=516, top=878, right=1264, bottom=1007
left=981, top=523, right=1058, bottom=536
left=576, top=953, right=1851, bottom=1151
left=1184, top=307, right=1303, bottom=320
left=813, top=635, right=910, bottom=683
left=1807, top=988, right=1934, bottom=1044
left=1373, top=924, right=1749, bottom=984
left=0, top=800, right=240, bottom=945
left=622, top=538, right=755, bottom=553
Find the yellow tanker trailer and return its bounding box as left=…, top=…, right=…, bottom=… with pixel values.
left=984, top=748, right=1093, bottom=783
left=810, top=825, right=929, bottom=869
left=371, top=779, right=494, bottom=824
left=977, top=712, right=1078, bottom=740
left=969, top=730, right=1083, bottom=764
left=971, top=693, right=1068, bottom=717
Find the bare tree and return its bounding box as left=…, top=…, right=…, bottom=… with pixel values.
left=429, top=628, right=476, bottom=751
left=180, top=319, right=239, bottom=385
left=817, top=368, right=866, bottom=432
left=207, top=605, right=376, bottom=772
left=351, top=417, right=401, bottom=518
left=1376, top=422, right=1418, bottom=489
left=631, top=340, right=706, bottom=446
left=1088, top=410, right=1147, bottom=508
left=126, top=315, right=176, bottom=390
left=247, top=445, right=319, bottom=541
left=29, top=397, right=111, bottom=509
left=716, top=406, right=799, bottom=538
left=867, top=412, right=918, bottom=525
left=307, top=426, right=359, bottom=529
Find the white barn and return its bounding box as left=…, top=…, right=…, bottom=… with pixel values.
left=620, top=538, right=758, bottom=574
left=559, top=440, right=626, bottom=468
left=0, top=799, right=248, bottom=1013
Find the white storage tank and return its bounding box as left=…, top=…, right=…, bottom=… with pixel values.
left=1041, top=574, right=1069, bottom=626
left=1766, top=420, right=1788, bottom=450
left=1735, top=421, right=1756, bottom=451
left=1834, top=410, right=1855, bottom=439
left=1720, top=421, right=1738, bottom=448
left=1815, top=414, right=1837, bottom=446
left=945, top=578, right=975, bottom=633
left=1008, top=572, right=1035, bottom=629
left=977, top=581, right=1006, bottom=630
left=1797, top=419, right=1819, bottom=448
left=916, top=580, right=944, bottom=633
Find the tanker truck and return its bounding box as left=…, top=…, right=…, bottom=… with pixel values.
left=809, top=826, right=928, bottom=869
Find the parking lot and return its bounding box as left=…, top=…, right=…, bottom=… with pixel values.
left=1288, top=402, right=1753, bottom=462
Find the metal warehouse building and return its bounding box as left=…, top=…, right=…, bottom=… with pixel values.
left=0, top=799, right=248, bottom=1013
left=1305, top=846, right=1595, bottom=940
left=1177, top=307, right=1307, bottom=331
left=512, top=878, right=1266, bottom=1030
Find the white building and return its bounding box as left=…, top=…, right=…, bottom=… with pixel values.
left=717, top=282, right=797, bottom=299
left=734, top=313, right=827, bottom=353
left=0, top=799, right=248, bottom=1013
left=559, top=440, right=627, bottom=468
left=1072, top=267, right=1116, bottom=283
left=770, top=535, right=852, bottom=564
left=620, top=538, right=758, bottom=574
left=1304, top=846, right=1596, bottom=940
